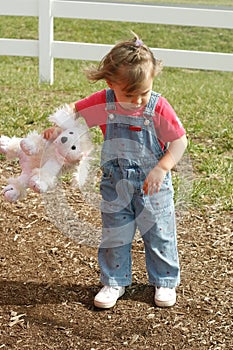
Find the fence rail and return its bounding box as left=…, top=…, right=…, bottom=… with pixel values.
left=0, top=0, right=233, bottom=84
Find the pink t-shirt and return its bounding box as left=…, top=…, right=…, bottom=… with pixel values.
left=75, top=89, right=185, bottom=148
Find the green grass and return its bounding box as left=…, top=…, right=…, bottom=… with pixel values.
left=0, top=5, right=232, bottom=212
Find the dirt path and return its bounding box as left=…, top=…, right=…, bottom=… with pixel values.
left=0, top=162, right=232, bottom=349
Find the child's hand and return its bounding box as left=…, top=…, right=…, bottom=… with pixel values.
left=143, top=165, right=167, bottom=195
left=43, top=126, right=62, bottom=140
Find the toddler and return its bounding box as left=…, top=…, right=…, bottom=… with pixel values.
left=44, top=33, right=187, bottom=308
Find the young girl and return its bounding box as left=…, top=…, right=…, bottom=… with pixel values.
left=44, top=33, right=187, bottom=308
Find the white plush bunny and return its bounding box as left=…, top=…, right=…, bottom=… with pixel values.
left=0, top=105, right=93, bottom=202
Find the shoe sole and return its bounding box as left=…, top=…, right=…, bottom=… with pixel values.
left=94, top=289, right=125, bottom=309
left=154, top=297, right=176, bottom=308
left=94, top=300, right=117, bottom=308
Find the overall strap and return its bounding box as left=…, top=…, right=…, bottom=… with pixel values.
left=143, top=91, right=161, bottom=117
left=105, top=89, right=116, bottom=111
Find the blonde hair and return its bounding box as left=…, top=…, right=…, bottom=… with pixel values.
left=85, top=32, right=163, bottom=93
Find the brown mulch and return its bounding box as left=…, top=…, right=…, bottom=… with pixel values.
left=0, top=160, right=232, bottom=350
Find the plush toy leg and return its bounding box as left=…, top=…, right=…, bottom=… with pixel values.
left=29, top=159, right=63, bottom=193
left=20, top=132, right=47, bottom=156
left=2, top=175, right=28, bottom=202
left=2, top=184, right=22, bottom=202
left=0, top=135, right=22, bottom=159
left=0, top=136, right=10, bottom=154
left=29, top=174, right=52, bottom=193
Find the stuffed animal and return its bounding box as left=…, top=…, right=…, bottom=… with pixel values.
left=0, top=105, right=93, bottom=202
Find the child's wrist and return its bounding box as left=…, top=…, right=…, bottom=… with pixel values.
left=157, top=162, right=170, bottom=173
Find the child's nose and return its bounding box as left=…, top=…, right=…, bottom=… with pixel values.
left=132, top=96, right=142, bottom=105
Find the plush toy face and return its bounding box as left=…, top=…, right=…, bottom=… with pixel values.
left=53, top=128, right=86, bottom=163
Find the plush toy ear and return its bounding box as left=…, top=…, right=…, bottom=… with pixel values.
left=48, top=104, right=78, bottom=129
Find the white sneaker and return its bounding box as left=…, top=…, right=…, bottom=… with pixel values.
left=94, top=286, right=125, bottom=308
left=154, top=287, right=176, bottom=307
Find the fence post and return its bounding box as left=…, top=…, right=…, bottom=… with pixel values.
left=38, top=0, right=54, bottom=84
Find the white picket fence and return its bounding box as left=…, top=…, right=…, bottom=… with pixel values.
left=0, top=0, right=233, bottom=84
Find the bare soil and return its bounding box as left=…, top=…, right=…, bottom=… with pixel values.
left=0, top=160, right=232, bottom=350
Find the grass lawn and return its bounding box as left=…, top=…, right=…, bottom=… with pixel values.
left=0, top=2, right=232, bottom=212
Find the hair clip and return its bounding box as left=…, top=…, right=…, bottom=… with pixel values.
left=135, top=39, right=143, bottom=47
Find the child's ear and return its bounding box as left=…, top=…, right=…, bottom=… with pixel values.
left=106, top=80, right=113, bottom=89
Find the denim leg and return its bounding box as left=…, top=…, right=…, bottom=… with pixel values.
left=141, top=204, right=180, bottom=288
left=99, top=196, right=136, bottom=286
left=98, top=243, right=132, bottom=286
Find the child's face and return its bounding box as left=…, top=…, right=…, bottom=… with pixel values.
left=107, top=77, right=153, bottom=111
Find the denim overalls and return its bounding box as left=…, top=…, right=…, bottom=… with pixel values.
left=98, top=89, right=180, bottom=288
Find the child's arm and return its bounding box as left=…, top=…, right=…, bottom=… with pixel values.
left=143, top=134, right=188, bottom=195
